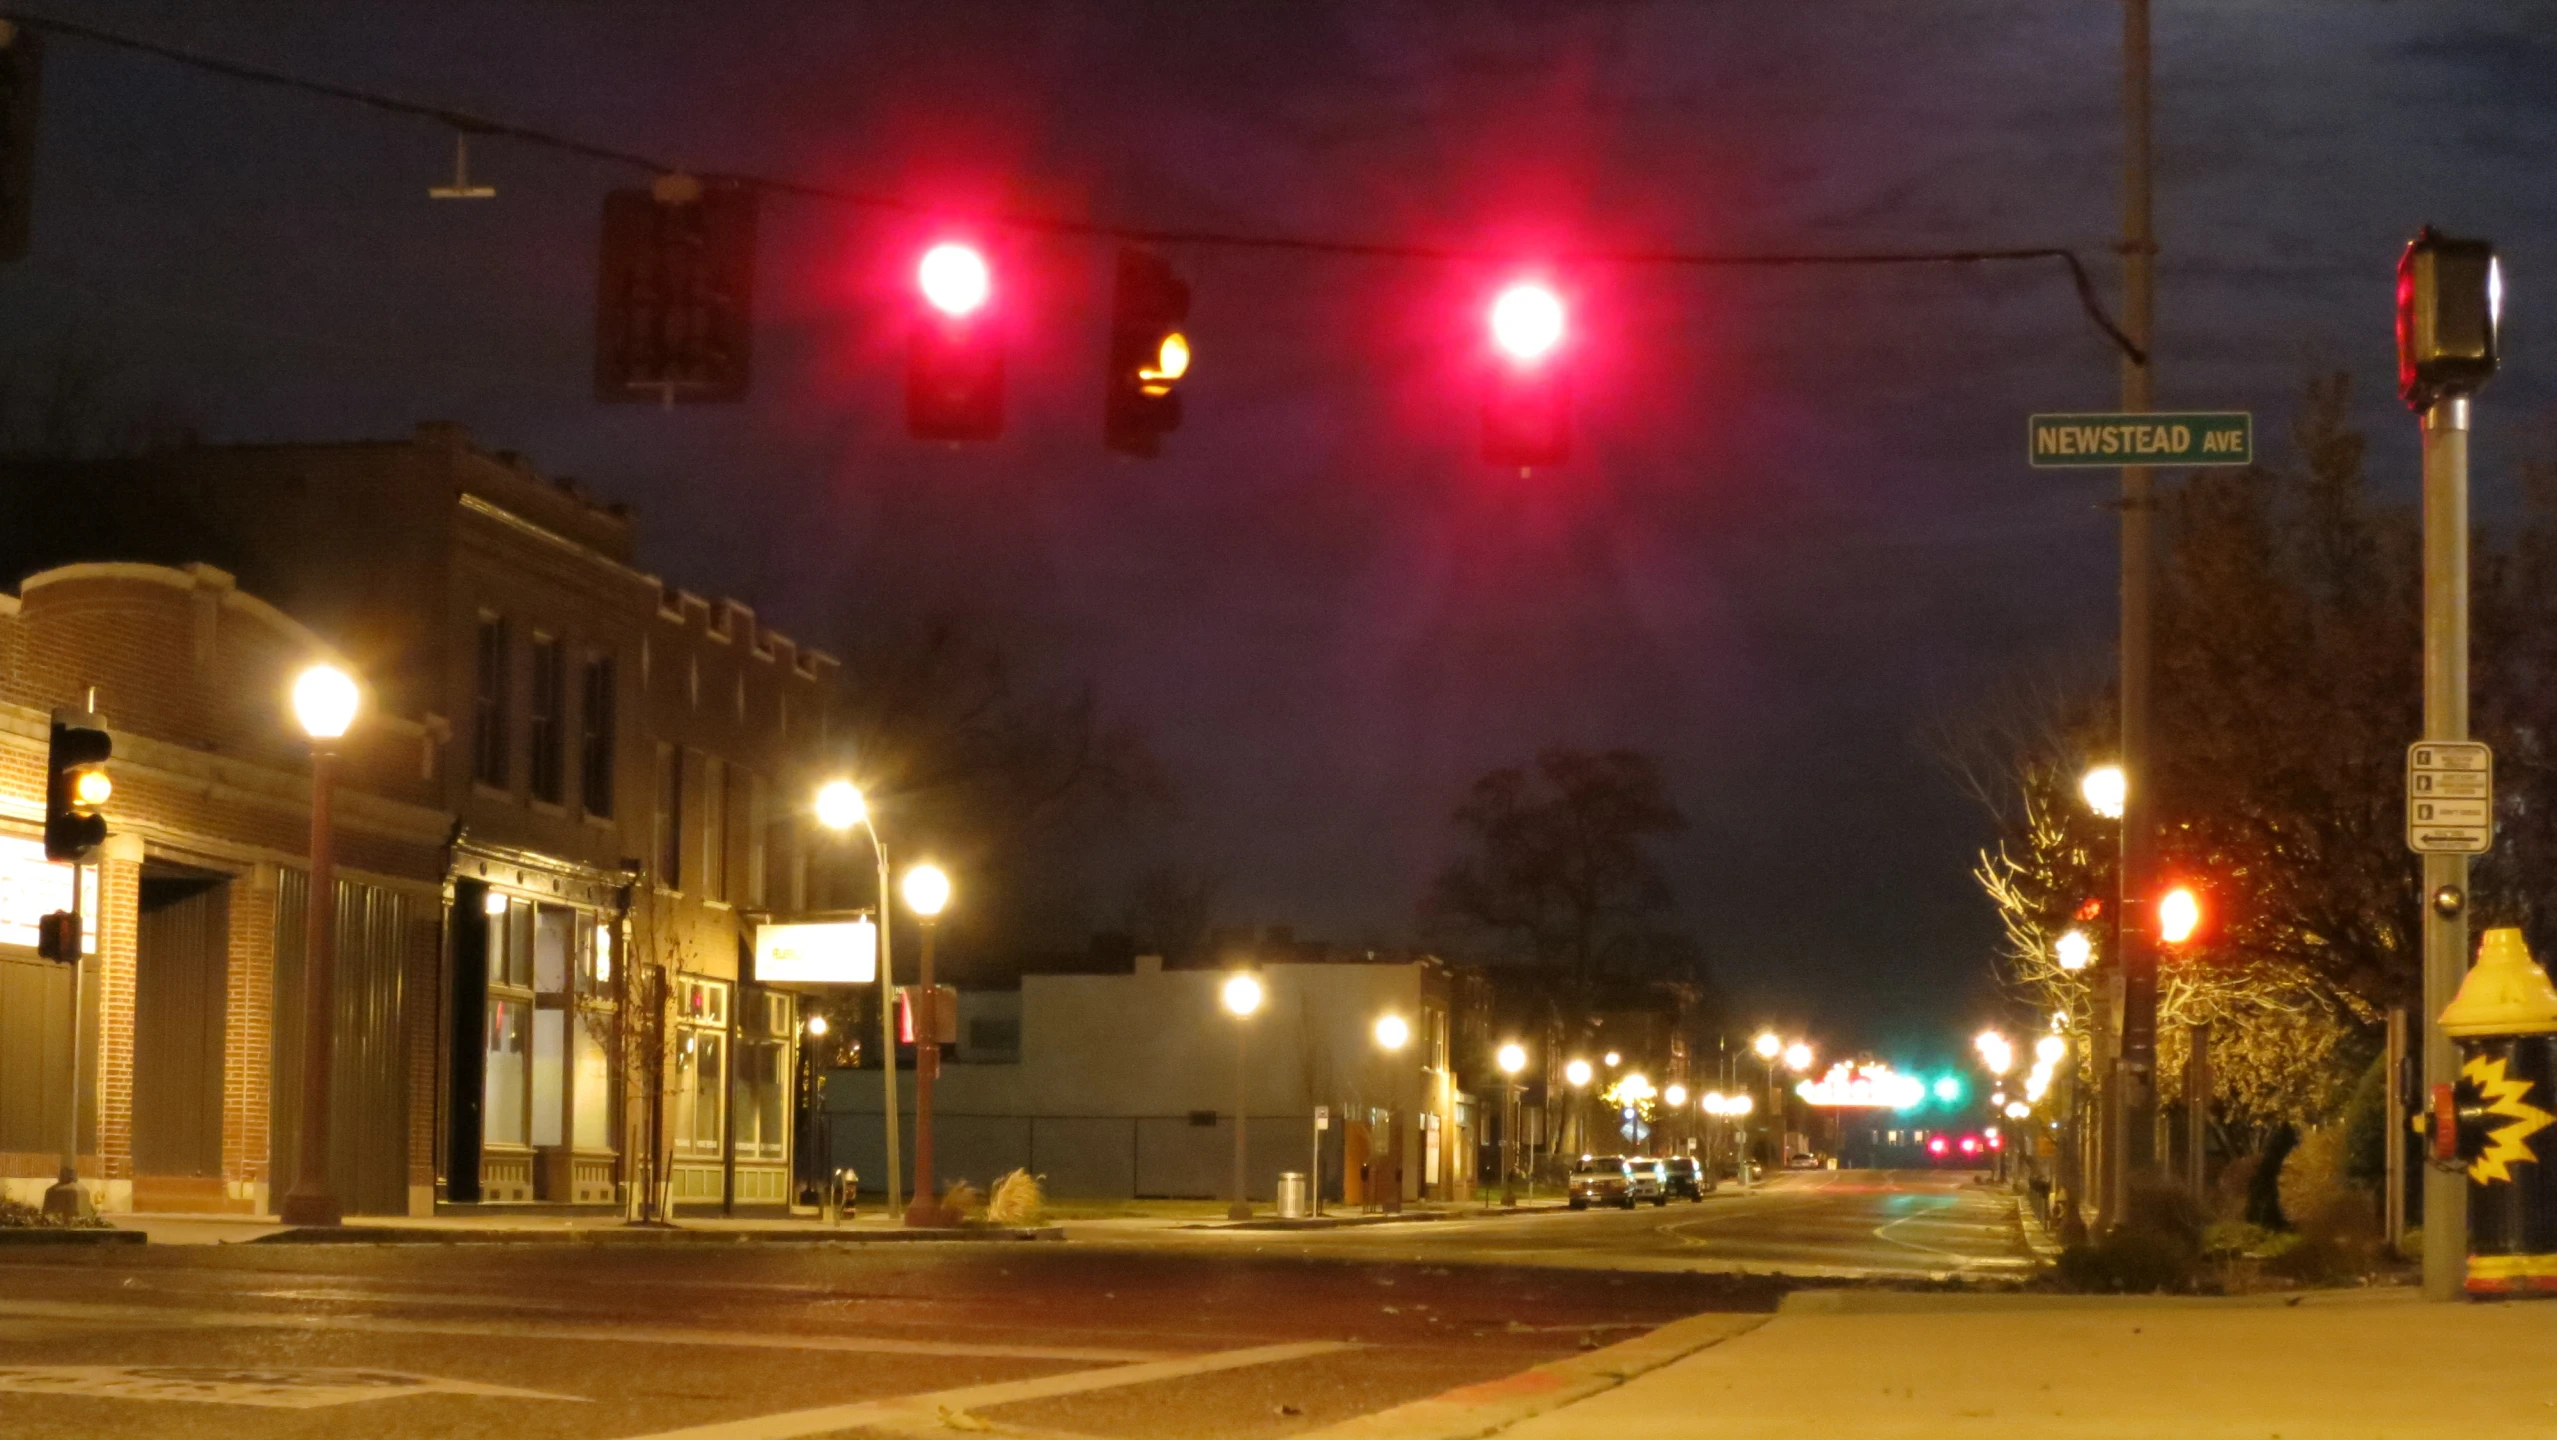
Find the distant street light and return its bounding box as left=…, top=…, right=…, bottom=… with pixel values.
left=1783, top=1042, right=1814, bottom=1073
left=1664, top=1083, right=1688, bottom=1108
left=804, top=1014, right=829, bottom=1038
left=1564, top=1058, right=1594, bottom=1159
left=1603, top=1051, right=1621, bottom=1068
left=2054, top=929, right=2094, bottom=972
left=280, top=663, right=360, bottom=1227
left=2081, top=763, right=2127, bottom=820
left=1222, top=973, right=1264, bottom=1220
left=1497, top=1042, right=1528, bottom=1206
left=1974, top=1030, right=2014, bottom=1077
left=1372, top=1008, right=1409, bottom=1215
left=815, top=779, right=901, bottom=1220
left=901, top=863, right=951, bottom=1228
left=1753, top=1032, right=1781, bottom=1061
left=1374, top=1013, right=1410, bottom=1052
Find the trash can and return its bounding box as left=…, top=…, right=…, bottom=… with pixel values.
left=2440, top=928, right=2557, bottom=1296
left=1275, top=1171, right=1310, bottom=1219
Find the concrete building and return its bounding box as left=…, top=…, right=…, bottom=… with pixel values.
left=824, top=953, right=1475, bottom=1204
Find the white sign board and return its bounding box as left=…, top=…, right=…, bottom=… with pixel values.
left=753, top=917, right=877, bottom=984
left=0, top=834, right=96, bottom=955
left=1314, top=1105, right=1330, bottom=1131
left=2408, top=741, right=2493, bottom=855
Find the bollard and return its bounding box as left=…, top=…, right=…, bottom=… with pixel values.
left=1275, top=1171, right=1309, bottom=1220
left=2438, top=928, right=2557, bottom=1296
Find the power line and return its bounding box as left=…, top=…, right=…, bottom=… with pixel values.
left=7, top=10, right=2146, bottom=363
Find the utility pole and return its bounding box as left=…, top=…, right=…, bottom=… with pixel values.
left=2111, top=0, right=2161, bottom=1227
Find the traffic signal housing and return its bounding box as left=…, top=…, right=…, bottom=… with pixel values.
left=0, top=22, right=42, bottom=264
left=1483, top=281, right=1570, bottom=468
left=1104, top=247, right=1191, bottom=457
left=2396, top=227, right=2500, bottom=412
left=45, top=708, right=109, bottom=861
left=907, top=241, right=1003, bottom=441
left=594, top=173, right=758, bottom=403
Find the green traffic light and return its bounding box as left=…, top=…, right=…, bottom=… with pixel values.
left=1931, top=1075, right=1963, bottom=1104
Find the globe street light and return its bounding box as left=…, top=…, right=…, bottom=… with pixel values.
left=1563, top=1057, right=1593, bottom=1160
left=1497, top=1042, right=1528, bottom=1206
left=2081, top=763, right=2127, bottom=821
left=1222, top=973, right=1264, bottom=1219
left=2055, top=929, right=2094, bottom=972
left=280, top=662, right=360, bottom=1227
left=1371, top=1010, right=1410, bottom=1214
left=900, top=863, right=951, bottom=1228
left=815, top=779, right=901, bottom=1221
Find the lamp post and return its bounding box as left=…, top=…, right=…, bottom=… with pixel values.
left=1373, top=1013, right=1410, bottom=1214
left=1663, top=1083, right=1688, bottom=1161
left=1223, top=973, right=1264, bottom=1220
left=815, top=780, right=902, bottom=1221
left=280, top=663, right=358, bottom=1227
left=899, top=863, right=950, bottom=1227
left=1726, top=1091, right=1755, bottom=1187
left=1751, top=1033, right=1781, bottom=1170
left=2080, top=760, right=2126, bottom=1227
left=1497, top=1042, right=1526, bottom=1206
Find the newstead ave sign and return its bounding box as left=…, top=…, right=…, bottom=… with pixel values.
left=2028, top=411, right=2252, bottom=468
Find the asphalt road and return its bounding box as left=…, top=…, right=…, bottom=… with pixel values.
left=0, top=1170, right=2025, bottom=1439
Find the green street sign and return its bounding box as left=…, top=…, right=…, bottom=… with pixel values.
left=2028, top=411, right=2252, bottom=468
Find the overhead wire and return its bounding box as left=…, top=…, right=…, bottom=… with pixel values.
left=4, top=10, right=2145, bottom=363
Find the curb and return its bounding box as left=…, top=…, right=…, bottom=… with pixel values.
left=1198, top=1201, right=1578, bottom=1232
left=0, top=1227, right=145, bottom=1246
left=246, top=1223, right=1065, bottom=1246
left=1288, top=1309, right=1771, bottom=1439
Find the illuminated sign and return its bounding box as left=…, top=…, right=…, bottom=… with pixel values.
left=753, top=917, right=876, bottom=984
left=1796, top=1061, right=1924, bottom=1110
left=0, top=834, right=96, bottom=955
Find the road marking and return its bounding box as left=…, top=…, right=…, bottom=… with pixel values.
left=610, top=1338, right=1354, bottom=1440
left=0, top=1365, right=580, bottom=1410
left=0, top=1298, right=1169, bottom=1365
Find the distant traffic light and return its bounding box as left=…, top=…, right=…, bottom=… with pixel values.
left=908, top=241, right=1002, bottom=441
left=1483, top=280, right=1570, bottom=468
left=0, top=22, right=41, bottom=263
left=1104, top=247, right=1191, bottom=457
left=45, top=708, right=109, bottom=861
left=594, top=173, right=759, bottom=402
left=2396, top=227, right=2500, bottom=412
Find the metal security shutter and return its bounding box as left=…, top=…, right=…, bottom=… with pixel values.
left=132, top=874, right=229, bottom=1177
left=272, top=872, right=416, bottom=1216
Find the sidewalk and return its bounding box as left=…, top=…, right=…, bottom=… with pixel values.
left=103, top=1209, right=1059, bottom=1246
left=1481, top=1287, right=2557, bottom=1438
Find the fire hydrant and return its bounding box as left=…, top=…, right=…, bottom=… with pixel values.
left=2438, top=927, right=2557, bottom=1296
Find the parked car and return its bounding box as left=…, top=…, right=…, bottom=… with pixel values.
left=1661, top=1156, right=1710, bottom=1200
left=1568, top=1155, right=1637, bottom=1209
left=1627, top=1158, right=1669, bottom=1206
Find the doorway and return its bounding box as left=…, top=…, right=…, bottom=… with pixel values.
left=132, top=870, right=230, bottom=1206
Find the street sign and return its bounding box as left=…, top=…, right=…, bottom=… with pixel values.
left=1314, top=1106, right=1330, bottom=1131
left=2408, top=741, right=2493, bottom=854
left=2028, top=411, right=2252, bottom=468
left=753, top=916, right=877, bottom=984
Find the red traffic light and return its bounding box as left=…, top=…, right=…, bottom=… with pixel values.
left=908, top=241, right=1002, bottom=441
left=1489, top=283, right=1565, bottom=363
left=918, top=242, right=991, bottom=317
left=1482, top=278, right=1571, bottom=469
left=2158, top=885, right=2202, bottom=945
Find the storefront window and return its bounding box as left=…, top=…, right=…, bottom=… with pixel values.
left=484, top=1001, right=527, bottom=1146
left=685, top=1032, right=725, bottom=1152
left=573, top=1021, right=612, bottom=1150
left=536, top=905, right=573, bottom=991
left=532, top=1009, right=566, bottom=1147
left=673, top=975, right=729, bottom=1159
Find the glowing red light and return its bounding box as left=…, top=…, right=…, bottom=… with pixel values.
left=1926, top=1136, right=1949, bottom=1156
left=1987, top=1132, right=2005, bottom=1151
left=1959, top=1135, right=1982, bottom=1155
left=919, top=243, right=991, bottom=317
left=1490, top=282, right=1565, bottom=363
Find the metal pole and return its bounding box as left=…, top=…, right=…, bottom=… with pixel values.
left=902, top=918, right=939, bottom=1226
left=2384, top=1006, right=2407, bottom=1256
left=2185, top=1023, right=2209, bottom=1205
left=281, top=745, right=343, bottom=1226
left=865, top=823, right=901, bottom=1220
left=1503, top=1082, right=1519, bottom=1206
left=1227, top=1014, right=1251, bottom=1220
left=42, top=860, right=91, bottom=1219
left=2111, top=0, right=2161, bottom=1230
left=2420, top=396, right=2472, bottom=1300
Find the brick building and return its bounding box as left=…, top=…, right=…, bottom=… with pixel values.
left=0, top=425, right=844, bottom=1215
left=0, top=562, right=447, bottom=1215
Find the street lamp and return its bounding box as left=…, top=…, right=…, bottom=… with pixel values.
left=814, top=779, right=902, bottom=1221
left=1223, top=973, right=1264, bottom=1219
left=2054, top=929, right=2094, bottom=972
left=1497, top=1043, right=1527, bottom=1206
left=1372, top=1011, right=1410, bottom=1214
left=278, top=664, right=359, bottom=1227
left=1783, top=1042, right=1813, bottom=1074
left=2081, top=763, right=2127, bottom=821
left=1563, top=1057, right=1593, bottom=1161
left=900, top=863, right=951, bottom=1227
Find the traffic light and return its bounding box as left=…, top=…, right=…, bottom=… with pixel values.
left=594, top=173, right=758, bottom=402
left=0, top=22, right=41, bottom=264
left=1103, top=247, right=1191, bottom=457
left=2158, top=885, right=2203, bottom=946
left=2396, top=227, right=2500, bottom=412
left=44, top=708, right=109, bottom=861
left=35, top=909, right=76, bottom=962
left=1483, top=280, right=1570, bottom=468
left=907, top=241, right=1002, bottom=441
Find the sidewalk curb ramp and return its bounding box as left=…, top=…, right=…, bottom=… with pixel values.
left=1287, top=1309, right=1770, bottom=1440
left=247, top=1223, right=1065, bottom=1245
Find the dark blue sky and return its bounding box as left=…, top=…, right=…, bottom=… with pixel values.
left=9, top=2, right=2554, bottom=1050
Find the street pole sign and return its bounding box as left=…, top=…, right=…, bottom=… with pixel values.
left=2408, top=741, right=2493, bottom=854
left=2028, top=412, right=2252, bottom=468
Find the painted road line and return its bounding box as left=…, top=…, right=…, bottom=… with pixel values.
left=1289, top=1311, right=1767, bottom=1440
left=612, top=1338, right=1356, bottom=1440
left=0, top=1364, right=581, bottom=1410
left=0, top=1298, right=1170, bottom=1365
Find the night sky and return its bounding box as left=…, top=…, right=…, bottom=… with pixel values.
left=9, top=3, right=2554, bottom=1052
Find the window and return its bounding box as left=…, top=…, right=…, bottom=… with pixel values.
left=579, top=655, right=616, bottom=817
left=704, top=758, right=730, bottom=903
left=484, top=1002, right=527, bottom=1146
left=473, top=615, right=511, bottom=786
left=656, top=746, right=684, bottom=889
left=673, top=977, right=729, bottom=1158
left=528, top=634, right=564, bottom=804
